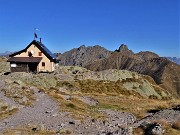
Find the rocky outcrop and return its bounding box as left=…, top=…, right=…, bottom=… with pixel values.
left=54, top=66, right=171, bottom=99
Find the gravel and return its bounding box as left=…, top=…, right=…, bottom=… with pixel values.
left=133, top=108, right=180, bottom=128
left=0, top=82, right=179, bottom=134
left=0, top=86, right=137, bottom=134
left=0, top=87, right=72, bottom=132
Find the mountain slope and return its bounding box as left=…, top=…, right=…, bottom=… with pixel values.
left=85, top=45, right=180, bottom=98
left=56, top=44, right=180, bottom=98
left=57, top=45, right=111, bottom=67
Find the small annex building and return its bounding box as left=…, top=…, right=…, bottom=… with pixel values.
left=7, top=40, right=56, bottom=73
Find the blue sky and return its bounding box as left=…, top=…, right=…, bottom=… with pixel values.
left=0, top=0, right=179, bottom=57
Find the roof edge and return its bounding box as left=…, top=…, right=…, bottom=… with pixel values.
left=9, top=40, right=56, bottom=61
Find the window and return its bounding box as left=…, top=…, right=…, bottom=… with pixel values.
left=42, top=62, right=45, bottom=67
left=28, top=51, right=32, bottom=57
left=39, top=52, right=42, bottom=56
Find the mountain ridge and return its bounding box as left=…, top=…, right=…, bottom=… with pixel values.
left=57, top=44, right=180, bottom=98
left=57, top=45, right=111, bottom=67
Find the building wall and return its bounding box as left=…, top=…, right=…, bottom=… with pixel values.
left=10, top=63, right=28, bottom=72
left=13, top=44, right=55, bottom=72
left=51, top=62, right=55, bottom=71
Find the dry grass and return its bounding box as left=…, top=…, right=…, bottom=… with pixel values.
left=172, top=121, right=180, bottom=130
left=38, top=79, right=180, bottom=120
left=43, top=81, right=180, bottom=120
left=1, top=85, right=35, bottom=106
left=133, top=127, right=144, bottom=135
left=76, top=80, right=140, bottom=96
left=155, top=119, right=171, bottom=127
left=0, top=100, right=18, bottom=120
left=166, top=128, right=180, bottom=135
left=93, top=95, right=180, bottom=119
left=0, top=57, right=9, bottom=73
left=164, top=121, right=180, bottom=135
left=47, top=89, right=105, bottom=120
left=0, top=108, right=18, bottom=120
left=0, top=57, right=7, bottom=62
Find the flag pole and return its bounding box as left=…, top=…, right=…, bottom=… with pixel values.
left=34, top=28, right=38, bottom=40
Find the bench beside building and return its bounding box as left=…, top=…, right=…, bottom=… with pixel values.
left=7, top=40, right=56, bottom=73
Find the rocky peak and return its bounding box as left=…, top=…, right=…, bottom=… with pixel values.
left=78, top=45, right=86, bottom=50
left=115, top=44, right=134, bottom=55
left=119, top=44, right=129, bottom=52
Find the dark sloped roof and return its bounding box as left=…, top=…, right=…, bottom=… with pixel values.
left=36, top=41, right=57, bottom=59
left=9, top=40, right=56, bottom=62
left=7, top=57, right=42, bottom=63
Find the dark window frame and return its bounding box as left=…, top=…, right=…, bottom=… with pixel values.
left=28, top=51, right=32, bottom=57
left=39, top=52, right=42, bottom=56
left=42, top=62, right=45, bottom=67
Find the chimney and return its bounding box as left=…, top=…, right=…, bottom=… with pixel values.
left=40, top=38, right=42, bottom=43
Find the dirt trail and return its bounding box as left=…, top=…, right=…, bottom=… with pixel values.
left=0, top=86, right=137, bottom=134
left=0, top=87, right=72, bottom=132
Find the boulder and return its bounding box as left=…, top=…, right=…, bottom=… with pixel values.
left=145, top=123, right=165, bottom=135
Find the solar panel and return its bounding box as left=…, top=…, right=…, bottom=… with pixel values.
left=37, top=41, right=57, bottom=59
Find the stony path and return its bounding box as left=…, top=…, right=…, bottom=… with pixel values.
left=72, top=110, right=136, bottom=135
left=132, top=108, right=180, bottom=128
left=0, top=85, right=137, bottom=134
left=0, top=86, right=72, bottom=132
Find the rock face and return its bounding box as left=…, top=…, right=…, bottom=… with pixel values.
left=57, top=45, right=111, bottom=67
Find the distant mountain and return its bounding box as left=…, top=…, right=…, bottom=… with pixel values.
left=57, top=45, right=111, bottom=67
left=0, top=51, right=12, bottom=57
left=85, top=45, right=180, bottom=98
left=166, top=57, right=180, bottom=65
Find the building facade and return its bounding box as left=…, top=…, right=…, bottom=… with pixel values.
left=8, top=40, right=56, bottom=73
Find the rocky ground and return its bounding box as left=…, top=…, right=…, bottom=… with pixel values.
left=0, top=85, right=179, bottom=135
left=0, top=60, right=179, bottom=134
left=0, top=85, right=136, bottom=134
